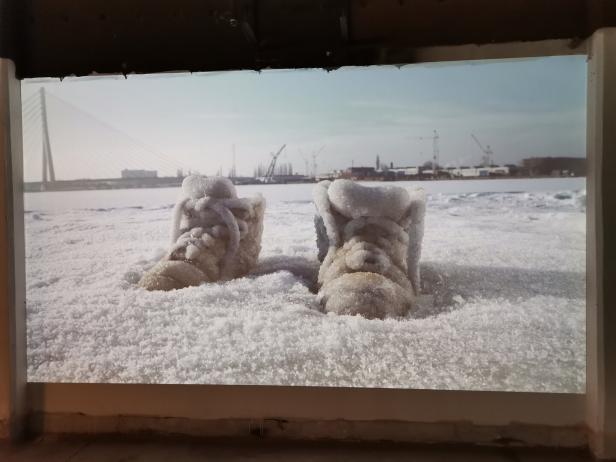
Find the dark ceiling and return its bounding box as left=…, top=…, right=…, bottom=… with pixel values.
left=2, top=0, right=616, bottom=78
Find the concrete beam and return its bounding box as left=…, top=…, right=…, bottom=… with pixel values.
left=586, top=27, right=616, bottom=460
left=10, top=0, right=616, bottom=78
left=0, top=58, right=26, bottom=440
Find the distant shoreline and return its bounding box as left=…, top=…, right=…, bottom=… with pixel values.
left=23, top=175, right=586, bottom=193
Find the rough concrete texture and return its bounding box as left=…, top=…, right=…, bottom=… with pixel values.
left=25, top=414, right=588, bottom=449
left=0, top=437, right=596, bottom=462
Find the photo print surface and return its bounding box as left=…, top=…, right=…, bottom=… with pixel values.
left=23, top=56, right=586, bottom=391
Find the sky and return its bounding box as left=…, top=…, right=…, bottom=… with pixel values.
left=21, top=55, right=587, bottom=181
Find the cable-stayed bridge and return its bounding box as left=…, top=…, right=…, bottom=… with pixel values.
left=22, top=88, right=198, bottom=191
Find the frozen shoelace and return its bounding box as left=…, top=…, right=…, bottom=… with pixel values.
left=340, top=215, right=410, bottom=274
left=169, top=196, right=257, bottom=274
left=313, top=181, right=424, bottom=293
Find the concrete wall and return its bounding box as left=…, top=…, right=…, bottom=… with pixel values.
left=586, top=27, right=616, bottom=459
left=12, top=0, right=616, bottom=78
left=0, top=58, right=26, bottom=440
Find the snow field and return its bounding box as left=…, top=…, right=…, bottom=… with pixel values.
left=25, top=179, right=586, bottom=391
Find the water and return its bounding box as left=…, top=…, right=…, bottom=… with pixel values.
left=24, top=177, right=586, bottom=213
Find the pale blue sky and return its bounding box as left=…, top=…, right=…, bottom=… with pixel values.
left=21, top=55, right=586, bottom=181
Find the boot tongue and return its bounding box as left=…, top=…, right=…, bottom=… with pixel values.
left=327, top=179, right=411, bottom=221
left=182, top=175, right=237, bottom=200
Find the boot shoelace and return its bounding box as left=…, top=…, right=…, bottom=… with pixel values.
left=341, top=216, right=410, bottom=274
left=169, top=196, right=256, bottom=273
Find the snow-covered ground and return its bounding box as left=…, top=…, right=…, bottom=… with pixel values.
left=24, top=178, right=586, bottom=392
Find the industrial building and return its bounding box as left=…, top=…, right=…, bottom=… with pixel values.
left=389, top=166, right=420, bottom=177
left=447, top=166, right=511, bottom=178
left=121, top=169, right=158, bottom=179
left=522, top=157, right=587, bottom=177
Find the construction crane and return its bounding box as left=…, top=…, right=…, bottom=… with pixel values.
left=413, top=130, right=440, bottom=179
left=264, top=144, right=286, bottom=183
left=311, top=145, right=325, bottom=179
left=471, top=134, right=493, bottom=167
left=299, top=145, right=324, bottom=178
left=228, top=144, right=237, bottom=179
left=298, top=149, right=310, bottom=176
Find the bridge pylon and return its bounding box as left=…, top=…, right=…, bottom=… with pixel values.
left=39, top=87, right=55, bottom=190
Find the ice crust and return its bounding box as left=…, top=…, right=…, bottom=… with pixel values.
left=140, top=175, right=267, bottom=290
left=24, top=179, right=586, bottom=392
left=327, top=179, right=412, bottom=221
left=181, top=175, right=237, bottom=200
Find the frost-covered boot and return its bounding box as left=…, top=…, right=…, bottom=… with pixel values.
left=139, top=175, right=265, bottom=291
left=313, top=179, right=425, bottom=319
